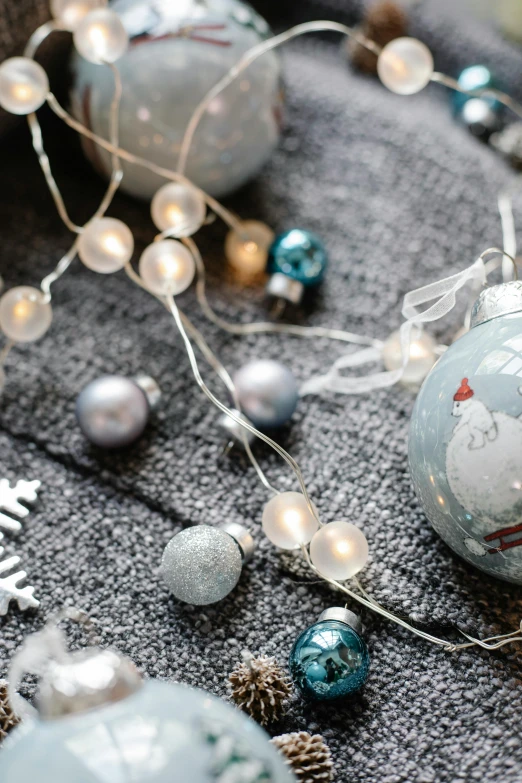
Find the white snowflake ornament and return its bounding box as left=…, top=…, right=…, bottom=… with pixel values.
left=0, top=534, right=39, bottom=614
left=0, top=479, right=41, bottom=532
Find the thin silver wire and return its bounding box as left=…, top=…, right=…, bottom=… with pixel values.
left=165, top=291, right=321, bottom=522
left=183, top=236, right=383, bottom=349
left=303, top=549, right=522, bottom=652
left=431, top=72, right=522, bottom=122
left=177, top=19, right=382, bottom=175
left=45, top=93, right=243, bottom=233
left=122, top=262, right=277, bottom=495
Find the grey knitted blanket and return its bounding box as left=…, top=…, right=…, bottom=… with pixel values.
left=1, top=1, right=522, bottom=781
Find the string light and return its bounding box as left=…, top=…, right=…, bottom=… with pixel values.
left=50, top=0, right=107, bottom=32
left=151, top=182, right=206, bottom=237
left=78, top=217, right=134, bottom=273
left=225, top=220, right=275, bottom=277
left=1, top=5, right=522, bottom=661
left=0, top=57, right=49, bottom=115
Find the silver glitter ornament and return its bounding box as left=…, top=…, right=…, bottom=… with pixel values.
left=75, top=375, right=158, bottom=448
left=161, top=523, right=254, bottom=605
left=233, top=360, right=299, bottom=429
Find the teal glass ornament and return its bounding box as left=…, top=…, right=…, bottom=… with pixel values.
left=452, top=65, right=502, bottom=139
left=409, top=281, right=522, bottom=584
left=1, top=646, right=293, bottom=783
left=266, top=229, right=328, bottom=304
left=289, top=608, right=370, bottom=701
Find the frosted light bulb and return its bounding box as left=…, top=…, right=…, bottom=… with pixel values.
left=139, top=239, right=195, bottom=296
left=73, top=9, right=128, bottom=64
left=78, top=217, right=134, bottom=273
left=50, top=0, right=107, bottom=32
left=225, top=220, right=275, bottom=276
left=310, top=521, right=369, bottom=581
left=0, top=286, right=52, bottom=343
left=262, top=492, right=319, bottom=550
left=151, top=182, right=206, bottom=236
left=377, top=37, right=434, bottom=95
left=0, top=57, right=49, bottom=115
left=382, top=329, right=437, bottom=385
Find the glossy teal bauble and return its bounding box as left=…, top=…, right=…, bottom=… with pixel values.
left=289, top=608, right=370, bottom=701
left=409, top=281, right=522, bottom=584
left=452, top=65, right=502, bottom=139
left=0, top=679, right=294, bottom=783
left=268, top=230, right=328, bottom=287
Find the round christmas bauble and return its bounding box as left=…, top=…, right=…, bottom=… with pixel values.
left=409, top=281, right=522, bottom=583
left=289, top=608, right=370, bottom=701
left=0, top=680, right=293, bottom=782
left=70, top=0, right=283, bottom=200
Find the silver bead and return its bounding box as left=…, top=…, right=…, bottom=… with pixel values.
left=76, top=375, right=150, bottom=448
left=233, top=360, right=298, bottom=429
left=161, top=525, right=251, bottom=605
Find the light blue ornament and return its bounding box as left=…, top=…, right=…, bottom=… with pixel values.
left=70, top=0, right=283, bottom=200
left=233, top=359, right=298, bottom=429
left=0, top=649, right=293, bottom=783
left=289, top=608, right=370, bottom=701
left=409, top=281, right=522, bottom=584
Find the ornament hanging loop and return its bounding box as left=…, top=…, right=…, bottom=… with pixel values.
left=480, top=247, right=518, bottom=281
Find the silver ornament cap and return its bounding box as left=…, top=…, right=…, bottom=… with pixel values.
left=470, top=281, right=522, bottom=328
left=318, top=607, right=363, bottom=635
left=37, top=648, right=143, bottom=720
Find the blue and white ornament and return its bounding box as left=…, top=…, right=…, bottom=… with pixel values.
left=409, top=281, right=522, bottom=583
left=289, top=607, right=370, bottom=701
left=70, top=0, right=283, bottom=199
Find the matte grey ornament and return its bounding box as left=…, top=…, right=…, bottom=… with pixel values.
left=0, top=478, right=40, bottom=532
left=233, top=360, right=299, bottom=429
left=161, top=524, right=254, bottom=605
left=0, top=532, right=39, bottom=615
left=76, top=375, right=155, bottom=449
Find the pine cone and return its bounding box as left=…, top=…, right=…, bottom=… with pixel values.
left=0, top=681, right=19, bottom=741
left=349, top=1, right=409, bottom=74
left=228, top=651, right=292, bottom=726
left=271, top=732, right=334, bottom=783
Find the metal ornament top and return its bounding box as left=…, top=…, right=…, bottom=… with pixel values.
left=470, top=281, right=522, bottom=329
left=38, top=648, right=143, bottom=720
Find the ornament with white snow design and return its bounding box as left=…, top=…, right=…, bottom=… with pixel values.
left=409, top=280, right=522, bottom=583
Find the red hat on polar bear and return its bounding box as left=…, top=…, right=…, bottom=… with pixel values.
left=454, top=378, right=474, bottom=402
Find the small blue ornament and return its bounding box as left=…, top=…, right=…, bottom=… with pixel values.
left=266, top=229, right=328, bottom=304
left=289, top=608, right=370, bottom=701
left=452, top=65, right=502, bottom=139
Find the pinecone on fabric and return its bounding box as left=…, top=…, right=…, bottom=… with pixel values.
left=271, top=731, right=334, bottom=783
left=349, top=1, right=409, bottom=74
left=0, top=680, right=19, bottom=741
left=228, top=651, right=292, bottom=726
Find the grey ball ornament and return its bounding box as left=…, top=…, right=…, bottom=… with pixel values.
left=76, top=375, right=150, bottom=449
left=409, top=281, right=522, bottom=584
left=161, top=524, right=253, bottom=605
left=233, top=359, right=299, bottom=429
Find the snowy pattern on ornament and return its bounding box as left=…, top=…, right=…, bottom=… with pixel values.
left=0, top=479, right=41, bottom=532
left=446, top=378, right=522, bottom=557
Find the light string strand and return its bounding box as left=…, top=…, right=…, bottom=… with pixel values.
left=3, top=13, right=522, bottom=656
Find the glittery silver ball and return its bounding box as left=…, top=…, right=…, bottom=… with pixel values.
left=161, top=526, right=243, bottom=605
left=233, top=360, right=298, bottom=429
left=76, top=375, right=150, bottom=449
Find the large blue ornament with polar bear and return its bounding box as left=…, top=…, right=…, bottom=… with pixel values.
left=409, top=281, right=522, bottom=584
